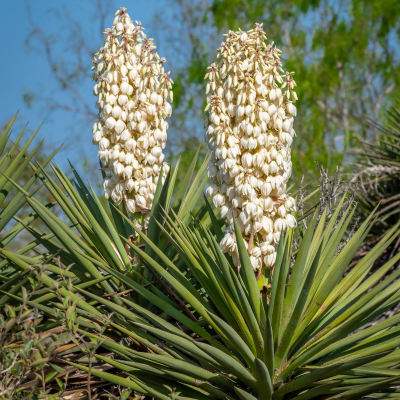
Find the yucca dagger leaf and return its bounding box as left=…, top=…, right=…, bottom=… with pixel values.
left=185, top=221, right=242, bottom=325
left=325, top=374, right=400, bottom=399
left=89, top=261, right=227, bottom=350
left=166, top=156, right=180, bottom=212
left=234, top=387, right=258, bottom=400
left=96, top=355, right=235, bottom=400
left=23, top=198, right=117, bottom=287
left=74, top=287, right=149, bottom=325
left=274, top=239, right=323, bottom=368
left=263, top=316, right=274, bottom=382
left=280, top=209, right=321, bottom=335
left=0, top=112, right=18, bottom=154
left=63, top=361, right=146, bottom=393
left=117, top=228, right=207, bottom=307
left=0, top=144, right=60, bottom=233
left=297, top=252, right=400, bottom=359
left=271, top=227, right=293, bottom=348
left=289, top=207, right=373, bottom=351
left=89, top=184, right=133, bottom=271
left=197, top=227, right=257, bottom=351
left=268, top=229, right=286, bottom=321
left=175, top=151, right=210, bottom=225
left=318, top=219, right=400, bottom=316
left=233, top=218, right=262, bottom=324
left=46, top=163, right=132, bottom=275
left=121, top=236, right=214, bottom=318
left=133, top=323, right=223, bottom=368
left=273, top=364, right=340, bottom=399
left=349, top=366, right=400, bottom=377
left=0, top=183, right=44, bottom=234
left=193, top=339, right=259, bottom=392
left=298, top=229, right=400, bottom=359
left=293, top=381, right=344, bottom=400
left=181, top=177, right=209, bottom=225
left=275, top=352, right=391, bottom=399
left=69, top=159, right=98, bottom=197
left=97, top=342, right=237, bottom=389
left=0, top=125, right=40, bottom=191
left=144, top=166, right=171, bottom=273
left=33, top=275, right=112, bottom=304
left=254, top=358, right=273, bottom=400
left=279, top=293, right=399, bottom=381
left=307, top=201, right=355, bottom=302
left=207, top=310, right=256, bottom=369
left=0, top=122, right=29, bottom=164
left=173, top=146, right=200, bottom=210
left=0, top=140, right=42, bottom=205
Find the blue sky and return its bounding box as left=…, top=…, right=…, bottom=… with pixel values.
left=1, top=0, right=166, bottom=178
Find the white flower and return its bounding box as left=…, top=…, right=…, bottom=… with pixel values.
left=126, top=199, right=136, bottom=213
left=213, top=193, right=225, bottom=208
left=286, top=214, right=297, bottom=228
left=105, top=117, right=116, bottom=130
left=205, top=23, right=298, bottom=270
left=92, top=8, right=172, bottom=223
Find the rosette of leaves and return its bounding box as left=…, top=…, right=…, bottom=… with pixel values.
left=3, top=158, right=400, bottom=399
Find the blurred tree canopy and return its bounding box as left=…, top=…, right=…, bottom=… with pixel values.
left=20, top=0, right=400, bottom=183
left=160, top=0, right=400, bottom=180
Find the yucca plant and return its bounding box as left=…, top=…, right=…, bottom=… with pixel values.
left=2, top=9, right=400, bottom=399
left=0, top=135, right=210, bottom=397
left=3, top=153, right=400, bottom=398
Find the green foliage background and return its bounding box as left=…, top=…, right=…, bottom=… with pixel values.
left=165, top=0, right=400, bottom=181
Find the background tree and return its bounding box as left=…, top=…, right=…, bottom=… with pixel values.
left=17, top=0, right=400, bottom=183
left=158, top=0, right=400, bottom=180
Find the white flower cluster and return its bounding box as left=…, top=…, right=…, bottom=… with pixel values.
left=91, top=7, right=172, bottom=221
left=205, top=24, right=298, bottom=271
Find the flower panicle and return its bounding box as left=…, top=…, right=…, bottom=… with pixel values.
left=205, top=23, right=298, bottom=271
left=92, top=8, right=172, bottom=227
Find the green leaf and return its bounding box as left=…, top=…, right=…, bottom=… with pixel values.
left=45, top=371, right=58, bottom=382
left=145, top=165, right=170, bottom=269
left=263, top=316, right=274, bottom=382
left=293, top=381, right=343, bottom=400
left=269, top=230, right=286, bottom=321
left=271, top=228, right=292, bottom=348
left=207, top=310, right=256, bottom=369
left=325, top=374, right=400, bottom=399
left=254, top=358, right=272, bottom=400
left=234, top=387, right=258, bottom=400
left=194, top=339, right=258, bottom=392
left=275, top=239, right=323, bottom=368
left=63, top=360, right=147, bottom=393
left=233, top=218, right=262, bottom=324
left=173, top=146, right=200, bottom=209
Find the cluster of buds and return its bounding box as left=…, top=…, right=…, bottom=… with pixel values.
left=91, top=7, right=172, bottom=223
left=205, top=24, right=298, bottom=272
